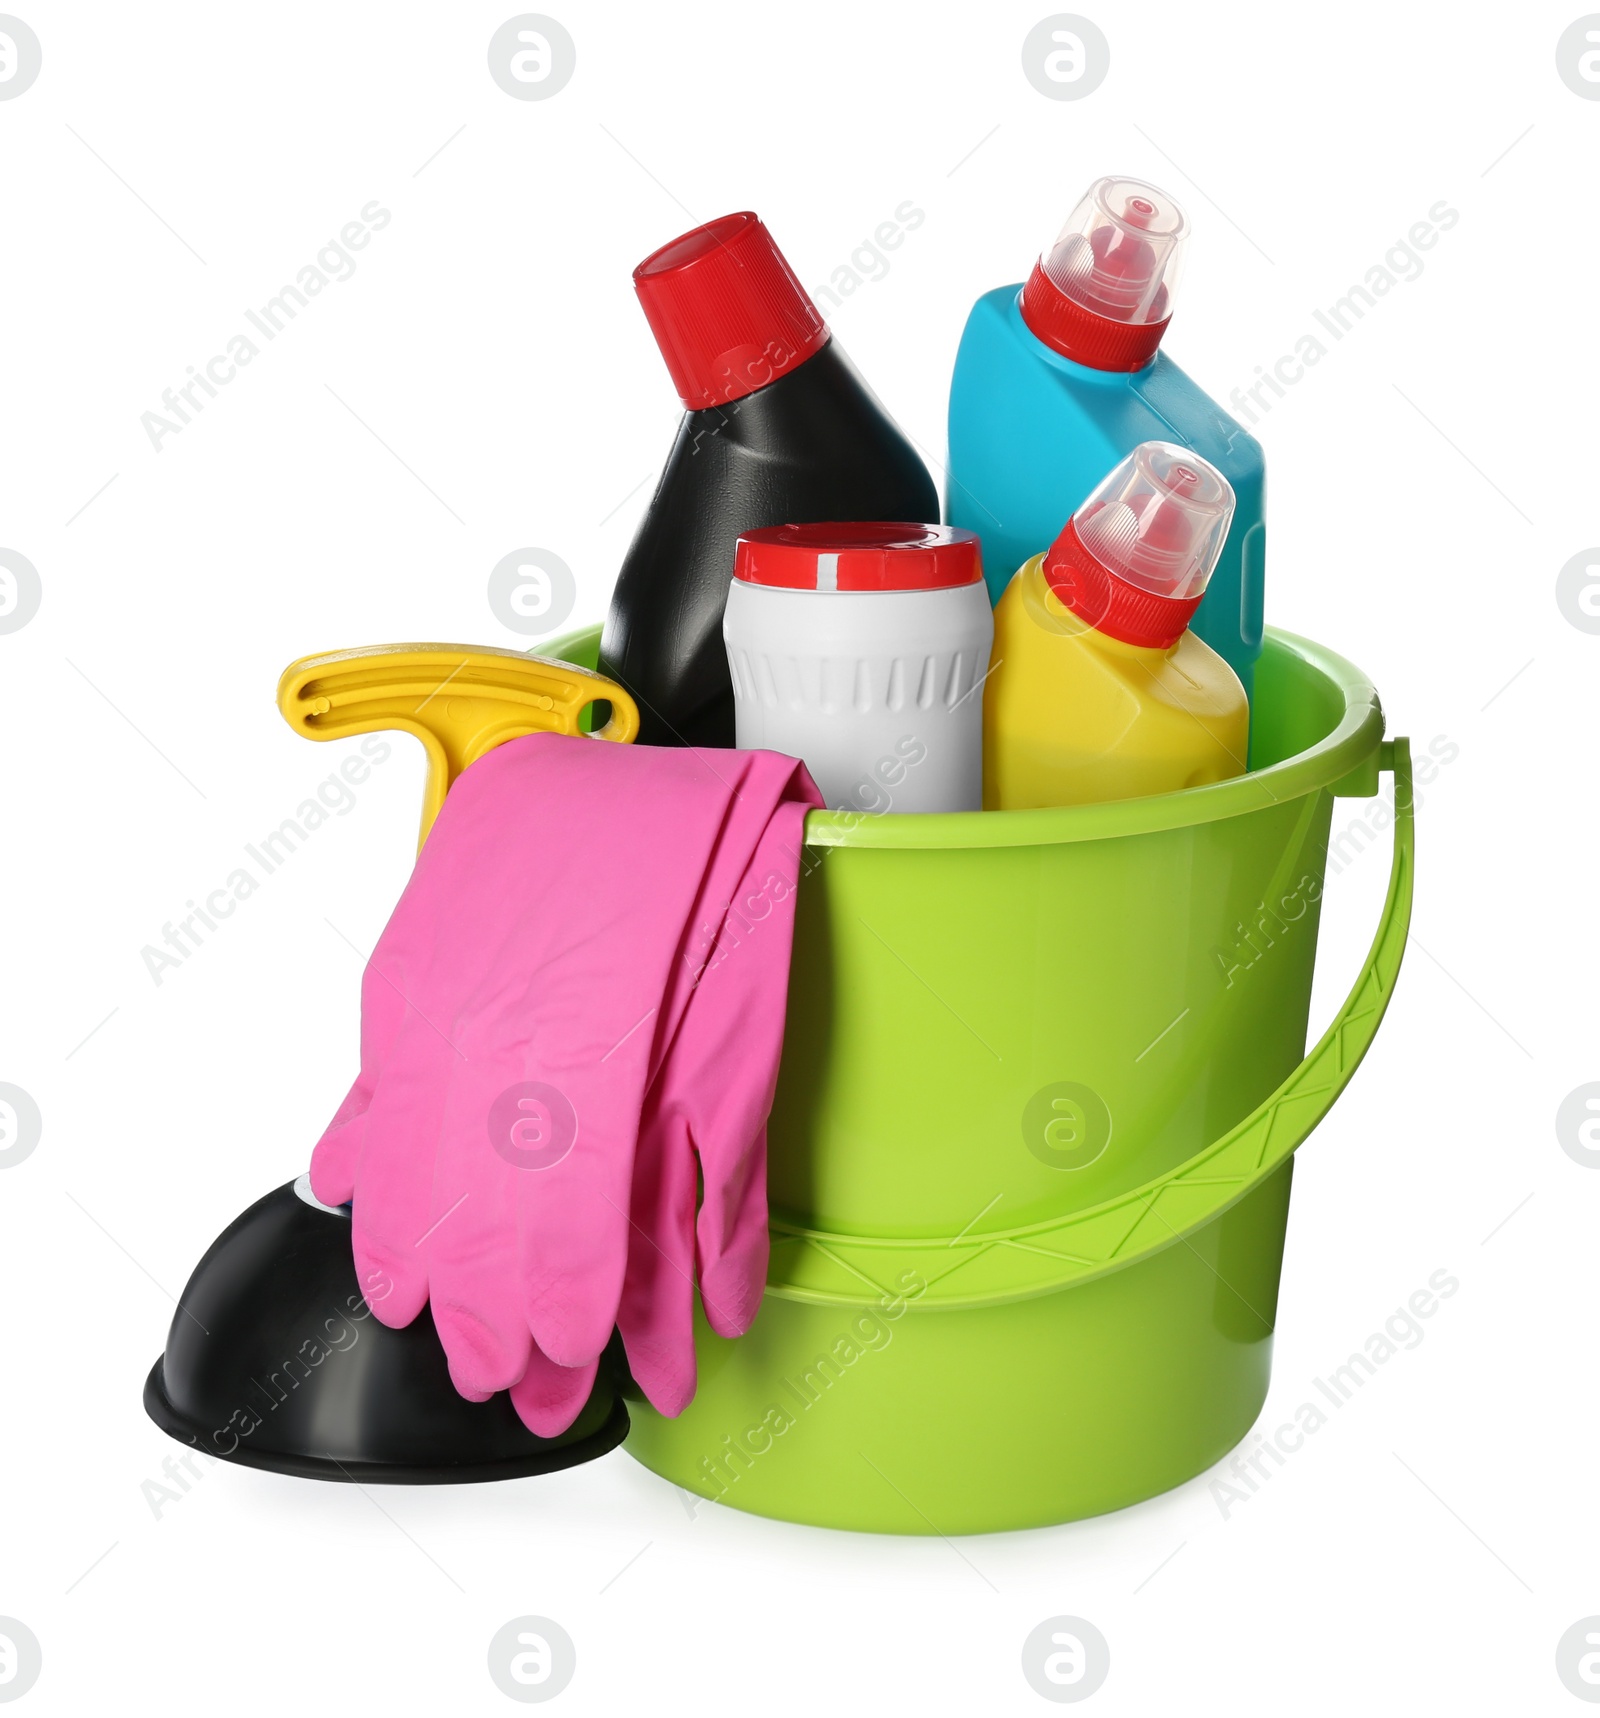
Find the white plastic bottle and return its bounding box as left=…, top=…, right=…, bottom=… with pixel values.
left=723, top=523, right=994, bottom=814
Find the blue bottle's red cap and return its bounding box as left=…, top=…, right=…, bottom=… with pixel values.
left=1020, top=177, right=1187, bottom=372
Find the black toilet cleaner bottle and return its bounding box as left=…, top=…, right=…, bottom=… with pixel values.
left=598, top=211, right=939, bottom=747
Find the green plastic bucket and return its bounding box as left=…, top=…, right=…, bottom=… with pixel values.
left=548, top=625, right=1413, bottom=1534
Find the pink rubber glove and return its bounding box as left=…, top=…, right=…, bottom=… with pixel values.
left=615, top=787, right=811, bottom=1416
left=506, top=761, right=814, bottom=1434
left=309, top=732, right=818, bottom=1433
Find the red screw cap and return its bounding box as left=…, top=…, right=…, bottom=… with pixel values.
left=1020, top=176, right=1187, bottom=372
left=1042, top=442, right=1234, bottom=648
left=633, top=212, right=830, bottom=412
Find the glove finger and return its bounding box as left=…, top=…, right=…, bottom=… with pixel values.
left=346, top=1012, right=458, bottom=1328
left=508, top=1347, right=600, bottom=1439
left=697, top=1126, right=770, bottom=1339
left=433, top=1293, right=533, bottom=1401
left=308, top=1093, right=365, bottom=1206
left=308, top=971, right=407, bottom=1204
left=616, top=1107, right=700, bottom=1417
left=425, top=1081, right=537, bottom=1398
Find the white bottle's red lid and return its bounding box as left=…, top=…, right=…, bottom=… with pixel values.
left=1020, top=177, right=1188, bottom=372
left=1044, top=442, right=1234, bottom=648
left=734, top=523, right=983, bottom=592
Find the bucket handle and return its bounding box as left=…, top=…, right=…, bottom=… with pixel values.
left=767, top=738, right=1415, bottom=1308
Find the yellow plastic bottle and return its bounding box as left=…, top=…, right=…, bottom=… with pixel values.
left=984, top=441, right=1248, bottom=809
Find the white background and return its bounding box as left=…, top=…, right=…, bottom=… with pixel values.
left=2, top=1, right=1594, bottom=1712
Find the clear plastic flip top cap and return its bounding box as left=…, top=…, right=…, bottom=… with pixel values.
left=1044, top=441, right=1235, bottom=648
left=1075, top=441, right=1234, bottom=601
left=1020, top=176, right=1188, bottom=370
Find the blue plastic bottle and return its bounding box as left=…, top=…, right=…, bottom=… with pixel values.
left=947, top=176, right=1265, bottom=702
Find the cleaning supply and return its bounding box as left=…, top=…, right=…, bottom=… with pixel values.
left=984, top=441, right=1247, bottom=809
left=598, top=211, right=939, bottom=747
left=144, top=643, right=643, bottom=1482
left=277, top=643, right=640, bottom=847
left=308, top=730, right=820, bottom=1434
left=946, top=174, right=1267, bottom=701
left=143, top=1179, right=631, bottom=1482
left=723, top=522, right=993, bottom=814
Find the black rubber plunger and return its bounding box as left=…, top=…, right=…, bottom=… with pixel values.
left=144, top=1178, right=628, bottom=1483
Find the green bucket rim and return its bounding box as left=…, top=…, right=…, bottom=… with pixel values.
left=545, top=625, right=1383, bottom=849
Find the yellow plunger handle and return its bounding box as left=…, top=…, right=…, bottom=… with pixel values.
left=277, top=643, right=640, bottom=848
